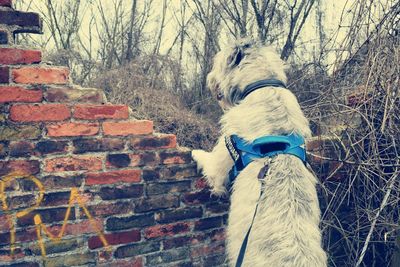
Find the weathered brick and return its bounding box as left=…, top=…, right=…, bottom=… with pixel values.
left=156, top=207, right=203, bottom=224
left=206, top=201, right=230, bottom=214
left=46, top=122, right=99, bottom=137
left=0, top=262, right=39, bottom=267
left=98, top=184, right=144, bottom=200
left=0, top=48, right=41, bottom=65
left=142, top=169, right=160, bottom=182
left=0, top=30, right=8, bottom=44
left=29, top=238, right=78, bottom=256
left=103, top=120, right=153, bottom=136
left=195, top=178, right=209, bottom=190
left=45, top=87, right=105, bottom=103
left=0, top=142, right=8, bottom=158
left=209, top=228, right=226, bottom=242
left=135, top=195, right=179, bottom=213
left=47, top=218, right=103, bottom=237
left=203, top=254, right=227, bottom=266
left=98, top=258, right=143, bottom=267
left=74, top=104, right=129, bottom=120
left=0, top=0, right=12, bottom=7
left=17, top=207, right=75, bottom=227
left=0, top=10, right=41, bottom=32
left=130, top=134, right=176, bottom=150
left=194, top=216, right=223, bottom=231
left=160, top=164, right=198, bottom=180
left=191, top=243, right=225, bottom=259
left=86, top=169, right=141, bottom=185
left=43, top=252, right=96, bottom=267
left=163, top=234, right=208, bottom=251
left=9, top=104, right=70, bottom=122
left=88, top=229, right=141, bottom=249
left=114, top=241, right=161, bottom=259
left=106, top=213, right=155, bottom=231
left=21, top=174, right=84, bottom=190
left=82, top=201, right=135, bottom=218
left=159, top=150, right=192, bottom=165
left=0, top=66, right=9, bottom=83
left=147, top=180, right=192, bottom=196
left=0, top=124, right=41, bottom=141
left=163, top=236, right=193, bottom=250
left=182, top=190, right=218, bottom=205
left=35, top=140, right=68, bottom=155
left=146, top=248, right=190, bottom=265
left=42, top=191, right=73, bottom=207
left=145, top=222, right=190, bottom=239
left=73, top=138, right=124, bottom=154
left=9, top=141, right=34, bottom=157
left=0, top=159, right=39, bottom=176
left=44, top=156, right=103, bottom=172
left=12, top=67, right=69, bottom=84
left=106, top=153, right=131, bottom=168
left=8, top=194, right=36, bottom=210
left=0, top=248, right=25, bottom=263
left=0, top=86, right=42, bottom=103
left=129, top=152, right=158, bottom=167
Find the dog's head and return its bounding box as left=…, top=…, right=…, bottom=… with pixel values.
left=207, top=39, right=288, bottom=110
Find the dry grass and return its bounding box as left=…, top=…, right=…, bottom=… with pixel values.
left=91, top=62, right=220, bottom=151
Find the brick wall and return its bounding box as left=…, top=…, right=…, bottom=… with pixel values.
left=0, top=2, right=228, bottom=266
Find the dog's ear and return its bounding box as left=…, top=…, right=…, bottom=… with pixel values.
left=227, top=47, right=244, bottom=68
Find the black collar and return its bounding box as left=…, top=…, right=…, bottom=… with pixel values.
left=238, top=79, right=287, bottom=102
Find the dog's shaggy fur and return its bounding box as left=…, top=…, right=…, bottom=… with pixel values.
left=192, top=40, right=327, bottom=267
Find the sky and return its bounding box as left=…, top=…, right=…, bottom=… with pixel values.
left=16, top=0, right=393, bottom=70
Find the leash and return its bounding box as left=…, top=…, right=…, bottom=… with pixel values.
left=235, top=160, right=272, bottom=267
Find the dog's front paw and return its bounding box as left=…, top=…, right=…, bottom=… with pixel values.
left=191, top=149, right=208, bottom=171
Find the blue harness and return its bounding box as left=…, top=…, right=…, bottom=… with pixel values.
left=225, top=133, right=306, bottom=186
left=223, top=78, right=308, bottom=267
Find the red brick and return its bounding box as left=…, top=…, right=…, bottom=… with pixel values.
left=44, top=156, right=103, bottom=172
left=130, top=134, right=177, bottom=150
left=0, top=0, right=11, bottom=7
left=144, top=222, right=190, bottom=239
left=86, top=170, right=141, bottom=185
left=0, top=86, right=42, bottom=103
left=88, top=229, right=141, bottom=249
left=0, top=48, right=41, bottom=65
left=12, top=67, right=69, bottom=84
left=0, top=160, right=40, bottom=176
left=103, top=120, right=153, bottom=136
left=74, top=105, right=129, bottom=120
left=159, top=150, right=192, bottom=165
left=0, top=66, right=9, bottom=83
left=45, top=219, right=103, bottom=237
left=47, top=122, right=99, bottom=137
left=9, top=104, right=70, bottom=122
left=195, top=178, right=209, bottom=190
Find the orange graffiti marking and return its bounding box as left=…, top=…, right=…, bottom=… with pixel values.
left=0, top=172, right=110, bottom=258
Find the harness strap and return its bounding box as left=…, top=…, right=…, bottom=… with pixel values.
left=225, top=136, right=244, bottom=185
left=235, top=162, right=271, bottom=267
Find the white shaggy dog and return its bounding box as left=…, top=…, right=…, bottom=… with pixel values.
left=192, top=40, right=327, bottom=267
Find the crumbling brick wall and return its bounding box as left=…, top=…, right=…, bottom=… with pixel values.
left=0, top=2, right=228, bottom=266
